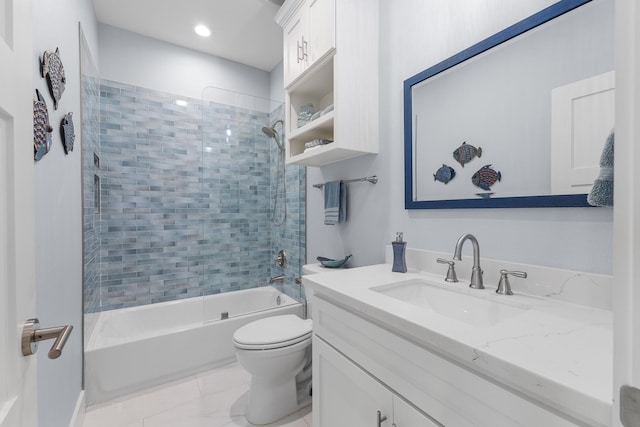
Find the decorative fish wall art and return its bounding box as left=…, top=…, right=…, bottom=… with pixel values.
left=40, top=48, right=66, bottom=110
left=452, top=142, right=482, bottom=167
left=33, top=89, right=53, bottom=161
left=433, top=164, right=456, bottom=184
left=60, top=112, right=75, bottom=154
left=472, top=164, right=502, bottom=191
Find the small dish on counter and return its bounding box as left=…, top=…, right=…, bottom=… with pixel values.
left=317, top=254, right=352, bottom=268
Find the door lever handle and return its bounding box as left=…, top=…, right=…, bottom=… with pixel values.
left=22, top=318, right=73, bottom=359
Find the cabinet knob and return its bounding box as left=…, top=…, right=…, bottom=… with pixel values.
left=377, top=410, right=387, bottom=426
left=301, top=36, right=308, bottom=60
left=297, top=36, right=309, bottom=63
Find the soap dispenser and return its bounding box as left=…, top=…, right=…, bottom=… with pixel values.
left=392, top=232, right=407, bottom=273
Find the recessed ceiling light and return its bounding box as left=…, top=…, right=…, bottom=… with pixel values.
left=194, top=25, right=211, bottom=37
left=175, top=100, right=188, bottom=106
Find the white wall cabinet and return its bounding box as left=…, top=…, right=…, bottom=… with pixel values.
left=282, top=6, right=305, bottom=86
left=275, top=0, right=379, bottom=167
left=280, top=0, right=335, bottom=88
left=314, top=337, right=438, bottom=427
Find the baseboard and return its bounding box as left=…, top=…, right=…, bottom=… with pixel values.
left=68, top=390, right=85, bottom=427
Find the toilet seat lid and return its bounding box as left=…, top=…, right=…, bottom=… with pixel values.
left=233, top=315, right=312, bottom=349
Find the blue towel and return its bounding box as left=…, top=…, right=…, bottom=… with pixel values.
left=587, top=130, right=614, bottom=207
left=324, top=181, right=347, bottom=225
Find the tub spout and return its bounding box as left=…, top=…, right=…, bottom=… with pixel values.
left=269, top=275, right=285, bottom=284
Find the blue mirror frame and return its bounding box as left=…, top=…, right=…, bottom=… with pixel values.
left=403, top=0, right=594, bottom=209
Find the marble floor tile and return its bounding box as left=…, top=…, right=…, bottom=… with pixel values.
left=83, top=362, right=311, bottom=427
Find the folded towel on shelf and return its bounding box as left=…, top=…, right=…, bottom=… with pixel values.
left=324, top=180, right=347, bottom=225
left=587, top=130, right=614, bottom=207
left=297, top=104, right=316, bottom=128
left=304, top=138, right=333, bottom=150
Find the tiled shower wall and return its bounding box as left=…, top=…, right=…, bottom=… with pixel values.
left=269, top=105, right=306, bottom=301
left=84, top=80, right=305, bottom=312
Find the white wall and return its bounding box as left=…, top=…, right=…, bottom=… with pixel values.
left=270, top=61, right=285, bottom=103
left=32, top=0, right=99, bottom=426
left=307, top=153, right=386, bottom=266
left=307, top=0, right=614, bottom=275
left=99, top=24, right=271, bottom=101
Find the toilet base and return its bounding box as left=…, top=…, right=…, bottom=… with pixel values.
left=244, top=367, right=311, bottom=425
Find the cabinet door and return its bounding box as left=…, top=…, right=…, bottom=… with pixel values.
left=283, top=12, right=306, bottom=87
left=393, top=396, right=441, bottom=427
left=314, top=337, right=393, bottom=427
left=306, top=0, right=335, bottom=66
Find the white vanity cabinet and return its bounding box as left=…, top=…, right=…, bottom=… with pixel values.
left=312, top=294, right=589, bottom=427
left=314, top=337, right=437, bottom=427
left=394, top=396, right=440, bottom=427
left=275, top=0, right=379, bottom=167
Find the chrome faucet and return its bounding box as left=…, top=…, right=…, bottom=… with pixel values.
left=269, top=275, right=285, bottom=284
left=453, top=233, right=484, bottom=289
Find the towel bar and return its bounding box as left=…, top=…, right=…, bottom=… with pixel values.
left=313, top=175, right=378, bottom=189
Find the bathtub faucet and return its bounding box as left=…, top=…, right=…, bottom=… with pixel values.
left=269, top=275, right=285, bottom=284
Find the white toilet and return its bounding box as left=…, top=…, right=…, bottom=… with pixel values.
left=233, top=265, right=320, bottom=425
left=233, top=315, right=312, bottom=424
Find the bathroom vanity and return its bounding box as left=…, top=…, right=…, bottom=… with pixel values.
left=304, top=251, right=612, bottom=427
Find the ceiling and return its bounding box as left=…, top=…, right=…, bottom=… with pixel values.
left=92, top=0, right=284, bottom=72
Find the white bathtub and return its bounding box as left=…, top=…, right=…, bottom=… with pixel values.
left=85, top=286, right=302, bottom=405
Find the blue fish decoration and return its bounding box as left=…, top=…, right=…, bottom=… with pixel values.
left=472, top=164, right=502, bottom=191
left=33, top=89, right=53, bottom=161
left=40, top=48, right=66, bottom=110
left=433, top=164, right=456, bottom=184
left=452, top=142, right=482, bottom=167
left=60, top=112, right=75, bottom=154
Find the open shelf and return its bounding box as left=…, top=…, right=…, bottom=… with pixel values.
left=289, top=112, right=334, bottom=144
left=285, top=144, right=370, bottom=167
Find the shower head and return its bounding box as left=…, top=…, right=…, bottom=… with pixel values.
left=261, top=126, right=277, bottom=139
left=262, top=120, right=284, bottom=150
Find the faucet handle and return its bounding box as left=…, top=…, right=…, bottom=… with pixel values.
left=436, top=258, right=458, bottom=283
left=275, top=250, right=287, bottom=268
left=496, top=270, right=527, bottom=295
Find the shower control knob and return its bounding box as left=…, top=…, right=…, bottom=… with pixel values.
left=275, top=250, right=287, bottom=268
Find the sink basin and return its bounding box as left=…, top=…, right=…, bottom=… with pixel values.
left=372, top=279, right=530, bottom=327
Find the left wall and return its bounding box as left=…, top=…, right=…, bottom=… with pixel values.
left=32, top=0, right=99, bottom=426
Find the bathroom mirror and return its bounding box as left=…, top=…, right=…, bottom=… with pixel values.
left=404, top=0, right=614, bottom=209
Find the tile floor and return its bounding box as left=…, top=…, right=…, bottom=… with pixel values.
left=83, top=362, right=312, bottom=427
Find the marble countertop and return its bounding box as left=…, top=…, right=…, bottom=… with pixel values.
left=304, top=264, right=612, bottom=427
